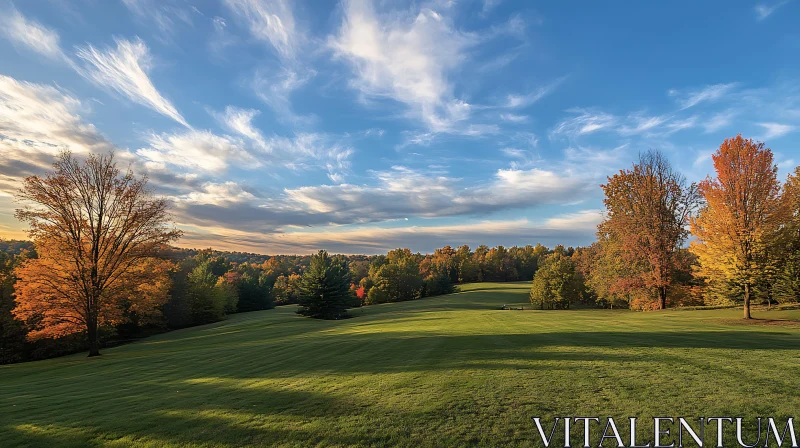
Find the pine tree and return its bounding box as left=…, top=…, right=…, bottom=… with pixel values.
left=297, top=250, right=354, bottom=319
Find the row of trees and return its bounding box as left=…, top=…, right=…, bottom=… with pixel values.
left=528, top=136, right=800, bottom=316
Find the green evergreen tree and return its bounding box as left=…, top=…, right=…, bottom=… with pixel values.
left=297, top=250, right=354, bottom=319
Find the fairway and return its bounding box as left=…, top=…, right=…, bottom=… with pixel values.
left=2, top=282, right=800, bottom=447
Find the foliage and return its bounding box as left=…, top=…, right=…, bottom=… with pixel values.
left=297, top=250, right=354, bottom=319
left=0, top=249, right=28, bottom=364
left=529, top=253, right=583, bottom=309
left=365, top=286, right=389, bottom=305
left=370, top=248, right=424, bottom=302
left=600, top=150, right=699, bottom=309
left=690, top=136, right=785, bottom=318
left=13, top=152, right=181, bottom=356
left=271, top=274, right=301, bottom=305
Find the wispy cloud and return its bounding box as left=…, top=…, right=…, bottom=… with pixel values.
left=329, top=0, right=479, bottom=132
left=224, top=0, right=314, bottom=124
left=0, top=5, right=68, bottom=63
left=211, top=106, right=267, bottom=149
left=669, top=83, right=737, bottom=110
left=224, top=0, right=299, bottom=59
left=76, top=37, right=189, bottom=127
left=703, top=110, right=736, bottom=133
left=551, top=109, right=617, bottom=137
left=755, top=1, right=789, bottom=20
left=758, top=122, right=797, bottom=139
left=504, top=77, right=565, bottom=109
left=252, top=67, right=316, bottom=125
left=122, top=0, right=197, bottom=43
left=499, top=113, right=529, bottom=123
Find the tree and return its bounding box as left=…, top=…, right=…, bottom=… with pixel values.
left=370, top=249, right=423, bottom=302
left=529, top=253, right=582, bottom=309
left=600, top=150, right=699, bottom=309
left=772, top=166, right=800, bottom=303
left=186, top=263, right=231, bottom=324
left=690, top=136, right=784, bottom=319
left=0, top=248, right=29, bottom=364
left=272, top=273, right=301, bottom=305
left=13, top=152, right=181, bottom=356
left=297, top=250, right=354, bottom=319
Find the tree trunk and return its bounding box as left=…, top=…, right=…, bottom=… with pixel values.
left=659, top=286, right=667, bottom=310
left=743, top=283, right=752, bottom=319
left=87, top=317, right=101, bottom=357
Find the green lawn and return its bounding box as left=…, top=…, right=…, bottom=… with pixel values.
left=2, top=282, right=800, bottom=447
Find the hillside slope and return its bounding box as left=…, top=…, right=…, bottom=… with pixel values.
left=2, top=282, right=799, bottom=447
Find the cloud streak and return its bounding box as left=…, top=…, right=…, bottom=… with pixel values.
left=76, top=37, right=190, bottom=127
left=0, top=5, right=68, bottom=63
left=330, top=0, right=479, bottom=132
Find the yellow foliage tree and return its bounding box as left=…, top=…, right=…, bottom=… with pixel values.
left=690, top=135, right=784, bottom=318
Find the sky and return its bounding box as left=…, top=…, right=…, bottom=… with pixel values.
left=0, top=0, right=799, bottom=255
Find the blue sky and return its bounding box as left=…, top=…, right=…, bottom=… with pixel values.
left=0, top=0, right=798, bottom=254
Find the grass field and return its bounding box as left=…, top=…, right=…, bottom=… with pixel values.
left=2, top=282, right=800, bottom=447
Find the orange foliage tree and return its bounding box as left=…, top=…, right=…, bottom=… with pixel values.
left=600, top=150, right=699, bottom=309
left=690, top=135, right=784, bottom=319
left=13, top=152, right=181, bottom=356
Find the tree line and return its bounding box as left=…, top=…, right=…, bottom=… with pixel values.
left=1, top=134, right=799, bottom=361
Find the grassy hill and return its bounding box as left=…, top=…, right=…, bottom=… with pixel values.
left=2, top=282, right=799, bottom=447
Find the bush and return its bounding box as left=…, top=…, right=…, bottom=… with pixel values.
left=423, top=274, right=454, bottom=297
left=366, top=287, right=389, bottom=305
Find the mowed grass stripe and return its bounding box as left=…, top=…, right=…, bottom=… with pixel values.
left=2, top=282, right=800, bottom=447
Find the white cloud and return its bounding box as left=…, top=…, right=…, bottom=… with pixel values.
left=618, top=113, right=667, bottom=136
left=224, top=0, right=299, bottom=59
left=669, top=83, right=737, bottom=110
left=544, top=209, right=603, bottom=231
left=0, top=6, right=67, bottom=62
left=329, top=0, right=479, bottom=132
left=252, top=67, right=316, bottom=124
left=551, top=109, right=617, bottom=137
left=211, top=106, right=267, bottom=149
left=758, top=122, right=797, bottom=139
left=122, top=0, right=196, bottom=42
left=0, top=75, right=114, bottom=193
left=178, top=181, right=257, bottom=206
left=755, top=1, right=789, bottom=20
left=137, top=130, right=258, bottom=173
left=76, top=37, right=190, bottom=127
left=504, top=78, right=564, bottom=109
left=703, top=111, right=735, bottom=133
left=500, top=113, right=529, bottom=123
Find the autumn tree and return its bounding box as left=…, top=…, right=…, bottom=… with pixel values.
left=13, top=152, right=180, bottom=356
left=772, top=166, right=800, bottom=303
left=690, top=136, right=785, bottom=318
left=600, top=150, right=699, bottom=309
left=529, top=253, right=583, bottom=309
left=370, top=248, right=423, bottom=302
